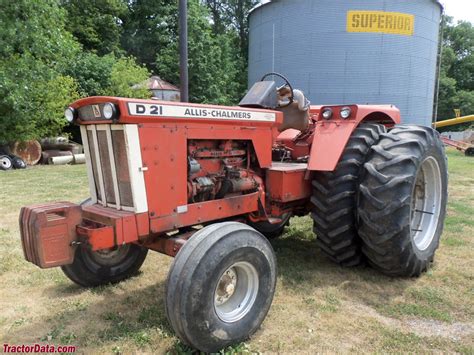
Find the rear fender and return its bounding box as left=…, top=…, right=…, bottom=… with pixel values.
left=307, top=105, right=400, bottom=172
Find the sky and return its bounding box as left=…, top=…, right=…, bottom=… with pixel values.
left=441, top=0, right=474, bottom=24
left=257, top=1, right=473, bottom=24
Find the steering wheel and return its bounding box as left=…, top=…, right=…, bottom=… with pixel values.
left=260, top=72, right=294, bottom=108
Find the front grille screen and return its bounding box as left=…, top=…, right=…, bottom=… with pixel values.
left=84, top=126, right=134, bottom=209
left=111, top=130, right=134, bottom=207
left=87, top=130, right=101, bottom=201
left=97, top=131, right=116, bottom=204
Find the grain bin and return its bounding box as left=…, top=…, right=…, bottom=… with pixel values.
left=248, top=0, right=443, bottom=126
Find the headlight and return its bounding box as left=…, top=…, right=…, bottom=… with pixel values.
left=103, top=103, right=117, bottom=120
left=340, top=107, right=352, bottom=119
left=64, top=107, right=76, bottom=123
left=322, top=108, right=333, bottom=120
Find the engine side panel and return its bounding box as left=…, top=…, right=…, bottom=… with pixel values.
left=138, top=122, right=274, bottom=233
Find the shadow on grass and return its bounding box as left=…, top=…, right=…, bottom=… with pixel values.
left=6, top=226, right=416, bottom=353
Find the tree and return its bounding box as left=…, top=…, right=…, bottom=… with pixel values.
left=201, top=0, right=259, bottom=98
left=122, top=0, right=242, bottom=104
left=121, top=0, right=177, bottom=71
left=102, top=57, right=151, bottom=98
left=64, top=52, right=150, bottom=98
left=0, top=0, right=150, bottom=143
left=436, top=18, right=474, bottom=125
left=0, top=0, right=80, bottom=143
left=155, top=0, right=241, bottom=104
left=60, top=0, right=127, bottom=55
left=202, top=0, right=259, bottom=58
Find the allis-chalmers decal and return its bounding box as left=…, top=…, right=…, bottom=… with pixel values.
left=127, top=102, right=276, bottom=122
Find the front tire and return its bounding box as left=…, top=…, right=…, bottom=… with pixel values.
left=61, top=244, right=148, bottom=287
left=357, top=125, right=448, bottom=277
left=248, top=212, right=291, bottom=239
left=165, top=222, right=277, bottom=352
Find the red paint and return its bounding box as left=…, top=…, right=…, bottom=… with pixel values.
left=20, top=96, right=401, bottom=266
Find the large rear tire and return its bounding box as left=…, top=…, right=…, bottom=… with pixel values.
left=311, top=123, right=386, bottom=266
left=357, top=125, right=448, bottom=277
left=165, top=222, right=277, bottom=352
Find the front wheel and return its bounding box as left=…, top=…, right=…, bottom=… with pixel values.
left=165, top=222, right=277, bottom=352
left=357, top=125, right=448, bottom=277
left=61, top=244, right=148, bottom=287
left=248, top=212, right=291, bottom=239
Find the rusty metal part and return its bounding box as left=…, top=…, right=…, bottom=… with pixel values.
left=19, top=202, right=82, bottom=268
left=194, top=149, right=246, bottom=158
left=142, top=230, right=196, bottom=257
left=230, top=177, right=258, bottom=192
left=10, top=140, right=42, bottom=165
left=441, top=137, right=474, bottom=156
left=41, top=150, right=73, bottom=164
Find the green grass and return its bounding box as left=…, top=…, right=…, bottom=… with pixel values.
left=0, top=148, right=473, bottom=353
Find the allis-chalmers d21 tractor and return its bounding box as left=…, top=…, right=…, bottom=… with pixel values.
left=20, top=73, right=448, bottom=352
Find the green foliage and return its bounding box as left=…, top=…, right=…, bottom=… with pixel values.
left=0, top=54, right=80, bottom=143
left=0, top=0, right=80, bottom=143
left=0, top=0, right=80, bottom=65
left=156, top=0, right=241, bottom=105
left=102, top=57, right=151, bottom=99
left=437, top=18, right=474, bottom=126
left=0, top=0, right=152, bottom=143
left=64, top=52, right=117, bottom=96
left=61, top=0, right=127, bottom=55
left=121, top=0, right=177, bottom=70
left=64, top=53, right=150, bottom=98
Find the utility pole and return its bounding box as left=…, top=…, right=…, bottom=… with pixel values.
left=179, top=0, right=189, bottom=102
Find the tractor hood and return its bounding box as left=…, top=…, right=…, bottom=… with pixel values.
left=68, top=96, right=283, bottom=127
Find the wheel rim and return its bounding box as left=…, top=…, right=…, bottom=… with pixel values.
left=411, top=156, right=442, bottom=251
left=84, top=244, right=131, bottom=266
left=0, top=156, right=12, bottom=170
left=214, top=261, right=259, bottom=323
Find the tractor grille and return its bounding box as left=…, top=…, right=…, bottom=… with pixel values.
left=80, top=124, right=141, bottom=212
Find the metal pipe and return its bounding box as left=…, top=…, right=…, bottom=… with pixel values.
left=433, top=13, right=445, bottom=124
left=433, top=115, right=474, bottom=128
left=293, top=89, right=310, bottom=111
left=179, top=0, right=189, bottom=102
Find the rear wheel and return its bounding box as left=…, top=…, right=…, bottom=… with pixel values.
left=357, top=125, right=448, bottom=276
left=310, top=123, right=386, bottom=266
left=165, top=222, right=277, bottom=352
left=61, top=244, right=148, bottom=287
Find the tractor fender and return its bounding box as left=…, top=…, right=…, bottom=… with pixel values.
left=307, top=105, right=401, bottom=171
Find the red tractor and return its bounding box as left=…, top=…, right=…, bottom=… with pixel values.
left=20, top=73, right=448, bottom=352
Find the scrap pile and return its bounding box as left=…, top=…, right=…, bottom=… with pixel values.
left=0, top=138, right=84, bottom=171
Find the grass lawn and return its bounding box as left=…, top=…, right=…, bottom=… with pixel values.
left=0, top=148, right=473, bottom=353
